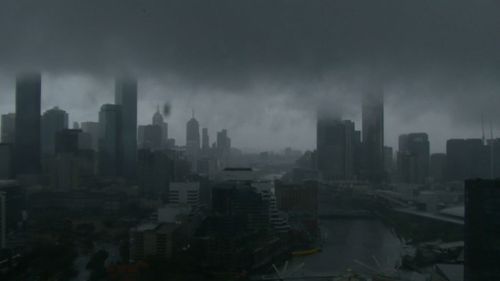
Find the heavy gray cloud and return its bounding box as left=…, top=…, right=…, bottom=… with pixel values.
left=0, top=0, right=499, bottom=152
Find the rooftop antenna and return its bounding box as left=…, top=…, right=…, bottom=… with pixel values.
left=490, top=120, right=494, bottom=179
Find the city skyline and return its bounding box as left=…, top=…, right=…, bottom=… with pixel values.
left=0, top=73, right=495, bottom=154
left=1, top=0, right=500, bottom=153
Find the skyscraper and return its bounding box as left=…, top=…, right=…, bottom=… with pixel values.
left=152, top=105, right=168, bottom=147
left=81, top=121, right=100, bottom=151
left=202, top=128, right=209, bottom=153
left=41, top=106, right=69, bottom=155
left=1, top=113, right=16, bottom=144
left=115, top=76, right=138, bottom=180
left=186, top=115, right=200, bottom=171
left=15, top=72, right=42, bottom=175
left=465, top=179, right=500, bottom=281
left=98, top=104, right=122, bottom=178
left=316, top=117, right=354, bottom=181
left=362, top=89, right=385, bottom=183
left=141, top=125, right=163, bottom=151
left=446, top=139, right=489, bottom=181
left=397, top=133, right=430, bottom=183
left=216, top=129, right=231, bottom=155
left=430, top=153, right=446, bottom=182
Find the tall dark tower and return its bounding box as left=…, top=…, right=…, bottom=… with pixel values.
left=316, top=116, right=354, bottom=181
left=115, top=76, right=137, bottom=180
left=202, top=128, right=209, bottom=153
left=186, top=113, right=200, bottom=171
left=15, top=72, right=42, bottom=175
left=98, top=104, right=122, bottom=178
left=362, top=88, right=385, bottom=183
left=41, top=106, right=69, bottom=155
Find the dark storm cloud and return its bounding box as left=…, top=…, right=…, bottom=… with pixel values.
left=1, top=0, right=500, bottom=151
left=1, top=0, right=499, bottom=78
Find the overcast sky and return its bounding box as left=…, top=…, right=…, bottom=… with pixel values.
left=1, top=0, right=499, bottom=153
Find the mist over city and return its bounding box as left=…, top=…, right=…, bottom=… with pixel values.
left=0, top=1, right=499, bottom=281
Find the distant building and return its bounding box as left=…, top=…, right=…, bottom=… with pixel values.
left=216, top=129, right=231, bottom=155
left=186, top=115, right=200, bottom=171
left=362, top=89, right=385, bottom=183
left=115, top=76, right=138, bottom=180
left=446, top=139, right=489, bottom=181
left=41, top=106, right=69, bottom=156
left=168, top=182, right=200, bottom=209
left=275, top=180, right=318, bottom=216
left=464, top=179, right=500, bottom=281
left=166, top=138, right=175, bottom=148
left=140, top=125, right=163, bottom=151
left=50, top=129, right=95, bottom=189
left=316, top=117, right=354, bottom=181
left=0, top=144, right=14, bottom=179
left=0, top=191, right=5, bottom=249
left=202, top=128, right=210, bottom=154
left=55, top=129, right=87, bottom=154
left=137, top=149, right=171, bottom=196
left=212, top=168, right=289, bottom=234
left=152, top=105, right=168, bottom=147
left=0, top=181, right=26, bottom=249
left=98, top=104, right=122, bottom=178
left=1, top=113, right=15, bottom=144
left=15, top=72, right=42, bottom=175
left=430, top=153, right=447, bottom=182
left=129, top=223, right=181, bottom=262
left=397, top=133, right=430, bottom=183
left=157, top=204, right=192, bottom=223
left=384, top=146, right=394, bottom=177
left=81, top=121, right=100, bottom=151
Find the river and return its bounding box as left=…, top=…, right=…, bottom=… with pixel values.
left=284, top=219, right=404, bottom=278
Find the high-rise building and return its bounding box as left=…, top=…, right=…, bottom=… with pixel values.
left=15, top=72, right=42, bottom=175
left=55, top=129, right=84, bottom=154
left=0, top=144, right=13, bottom=179
left=362, top=89, right=385, bottom=183
left=0, top=191, right=5, bottom=249
left=137, top=149, right=172, bottom=196
left=0, top=181, right=25, bottom=248
left=168, top=182, right=200, bottom=209
left=152, top=105, right=168, bottom=147
left=115, top=76, right=138, bottom=180
left=50, top=129, right=95, bottom=190
left=430, top=153, right=446, bottom=182
left=446, top=139, right=489, bottom=181
left=316, top=117, right=354, bottom=181
left=186, top=115, right=200, bottom=171
left=1, top=113, right=16, bottom=144
left=41, top=106, right=69, bottom=155
left=397, top=133, right=430, bottom=183
left=202, top=128, right=210, bottom=153
left=141, top=124, right=163, bottom=151
left=216, top=129, right=231, bottom=162
left=98, top=104, right=122, bottom=178
left=81, top=121, right=100, bottom=151
left=353, top=130, right=363, bottom=178
left=464, top=179, right=500, bottom=281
